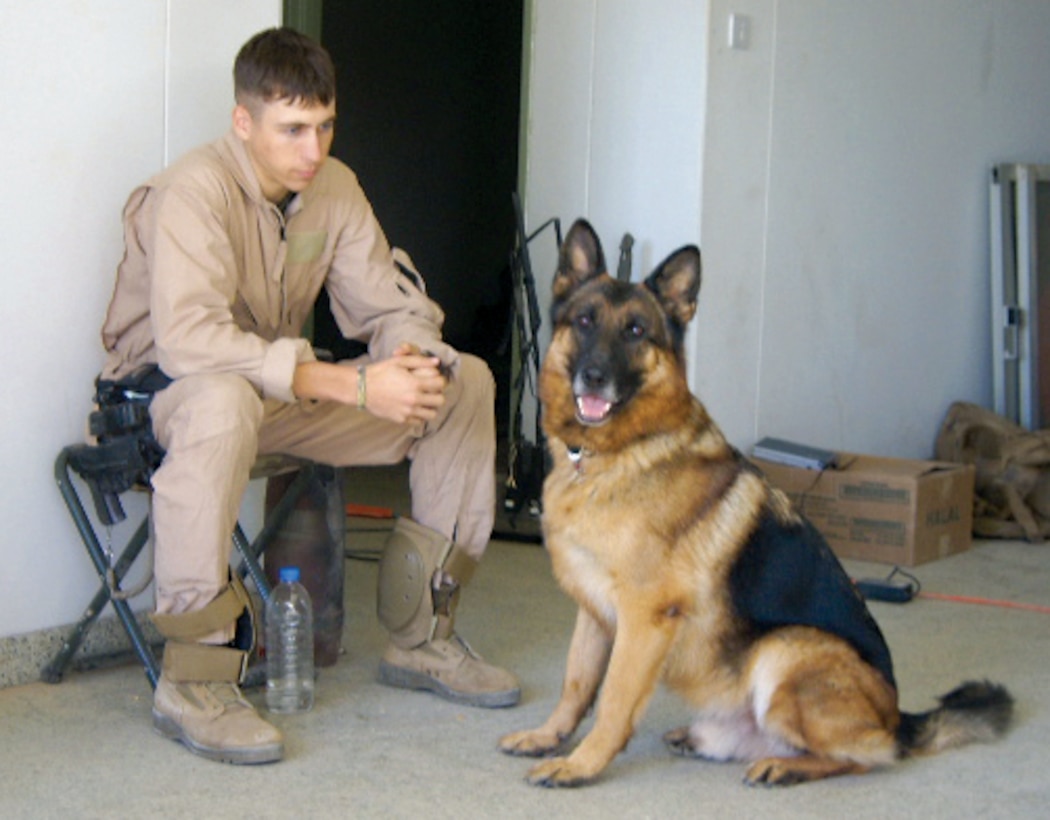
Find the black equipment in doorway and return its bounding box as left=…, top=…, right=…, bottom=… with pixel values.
left=498, top=194, right=560, bottom=540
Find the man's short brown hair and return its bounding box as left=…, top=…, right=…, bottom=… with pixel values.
left=234, top=27, right=336, bottom=110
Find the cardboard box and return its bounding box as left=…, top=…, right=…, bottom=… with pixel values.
left=753, top=453, right=976, bottom=566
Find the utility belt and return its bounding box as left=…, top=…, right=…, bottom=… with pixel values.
left=69, top=363, right=172, bottom=526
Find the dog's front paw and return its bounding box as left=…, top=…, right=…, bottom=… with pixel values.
left=525, top=756, right=596, bottom=788
left=498, top=728, right=565, bottom=758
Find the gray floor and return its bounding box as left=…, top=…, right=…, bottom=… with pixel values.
left=2, top=467, right=1048, bottom=819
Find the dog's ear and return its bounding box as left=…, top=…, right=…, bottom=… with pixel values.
left=645, top=245, right=701, bottom=328
left=553, top=219, right=607, bottom=301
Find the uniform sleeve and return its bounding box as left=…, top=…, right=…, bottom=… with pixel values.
left=319, top=172, right=459, bottom=372
left=147, top=183, right=315, bottom=402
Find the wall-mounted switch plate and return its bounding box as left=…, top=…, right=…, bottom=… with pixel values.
left=729, top=13, right=751, bottom=50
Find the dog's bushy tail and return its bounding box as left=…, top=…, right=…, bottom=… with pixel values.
left=897, top=680, right=1014, bottom=757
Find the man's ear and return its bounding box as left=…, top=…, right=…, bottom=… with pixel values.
left=232, top=103, right=254, bottom=140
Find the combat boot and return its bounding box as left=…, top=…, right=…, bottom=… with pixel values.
left=150, top=578, right=283, bottom=763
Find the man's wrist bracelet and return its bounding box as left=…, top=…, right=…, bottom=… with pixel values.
left=356, top=364, right=367, bottom=410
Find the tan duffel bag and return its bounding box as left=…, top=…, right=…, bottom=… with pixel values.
left=935, top=401, right=1050, bottom=542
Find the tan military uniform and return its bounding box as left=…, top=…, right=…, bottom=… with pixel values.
left=100, top=131, right=495, bottom=629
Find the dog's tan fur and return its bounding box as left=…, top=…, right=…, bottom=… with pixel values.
left=499, top=220, right=1011, bottom=787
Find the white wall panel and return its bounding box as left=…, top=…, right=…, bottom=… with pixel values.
left=166, top=0, right=283, bottom=163
left=702, top=0, right=1050, bottom=457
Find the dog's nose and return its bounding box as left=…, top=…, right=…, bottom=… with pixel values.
left=581, top=366, right=607, bottom=391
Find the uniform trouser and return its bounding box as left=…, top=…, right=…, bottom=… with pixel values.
left=147, top=354, right=496, bottom=643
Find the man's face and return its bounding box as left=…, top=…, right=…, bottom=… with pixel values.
left=232, top=96, right=336, bottom=203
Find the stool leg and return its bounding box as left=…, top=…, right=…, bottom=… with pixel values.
left=235, top=465, right=315, bottom=603
left=48, top=449, right=161, bottom=688
left=233, top=523, right=270, bottom=602
left=41, top=519, right=154, bottom=685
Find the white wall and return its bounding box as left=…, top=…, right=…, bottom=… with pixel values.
left=0, top=1, right=279, bottom=640
left=699, top=0, right=1050, bottom=456
left=523, top=2, right=1050, bottom=460
left=522, top=0, right=708, bottom=285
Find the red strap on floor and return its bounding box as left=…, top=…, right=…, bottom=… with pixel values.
left=345, top=502, right=394, bottom=519
left=917, top=591, right=1050, bottom=614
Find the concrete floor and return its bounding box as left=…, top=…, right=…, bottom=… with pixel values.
left=2, top=467, right=1048, bottom=819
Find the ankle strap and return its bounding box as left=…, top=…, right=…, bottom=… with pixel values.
left=150, top=578, right=250, bottom=641
left=162, top=642, right=247, bottom=683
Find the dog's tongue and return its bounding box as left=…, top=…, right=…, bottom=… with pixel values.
left=576, top=395, right=612, bottom=422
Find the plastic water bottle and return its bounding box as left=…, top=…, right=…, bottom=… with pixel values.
left=265, top=566, right=315, bottom=713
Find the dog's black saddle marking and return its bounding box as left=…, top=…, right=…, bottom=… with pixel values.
left=728, top=510, right=896, bottom=689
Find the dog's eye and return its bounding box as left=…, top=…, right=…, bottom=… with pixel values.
left=574, top=311, right=594, bottom=331
left=624, top=321, right=646, bottom=340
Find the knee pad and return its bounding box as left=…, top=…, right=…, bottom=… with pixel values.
left=376, top=517, right=476, bottom=648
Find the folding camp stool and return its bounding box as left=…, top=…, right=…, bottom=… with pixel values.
left=43, top=424, right=340, bottom=690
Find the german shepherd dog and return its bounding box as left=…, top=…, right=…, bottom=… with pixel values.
left=498, top=219, right=1012, bottom=787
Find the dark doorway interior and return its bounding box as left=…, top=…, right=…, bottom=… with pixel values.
left=314, top=1, right=523, bottom=386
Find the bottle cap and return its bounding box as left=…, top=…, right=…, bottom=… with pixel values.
left=278, top=566, right=301, bottom=584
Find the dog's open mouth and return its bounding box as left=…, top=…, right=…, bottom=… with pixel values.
left=575, top=393, right=614, bottom=426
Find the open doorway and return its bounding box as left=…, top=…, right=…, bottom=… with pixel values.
left=293, top=2, right=530, bottom=537
left=313, top=2, right=524, bottom=395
